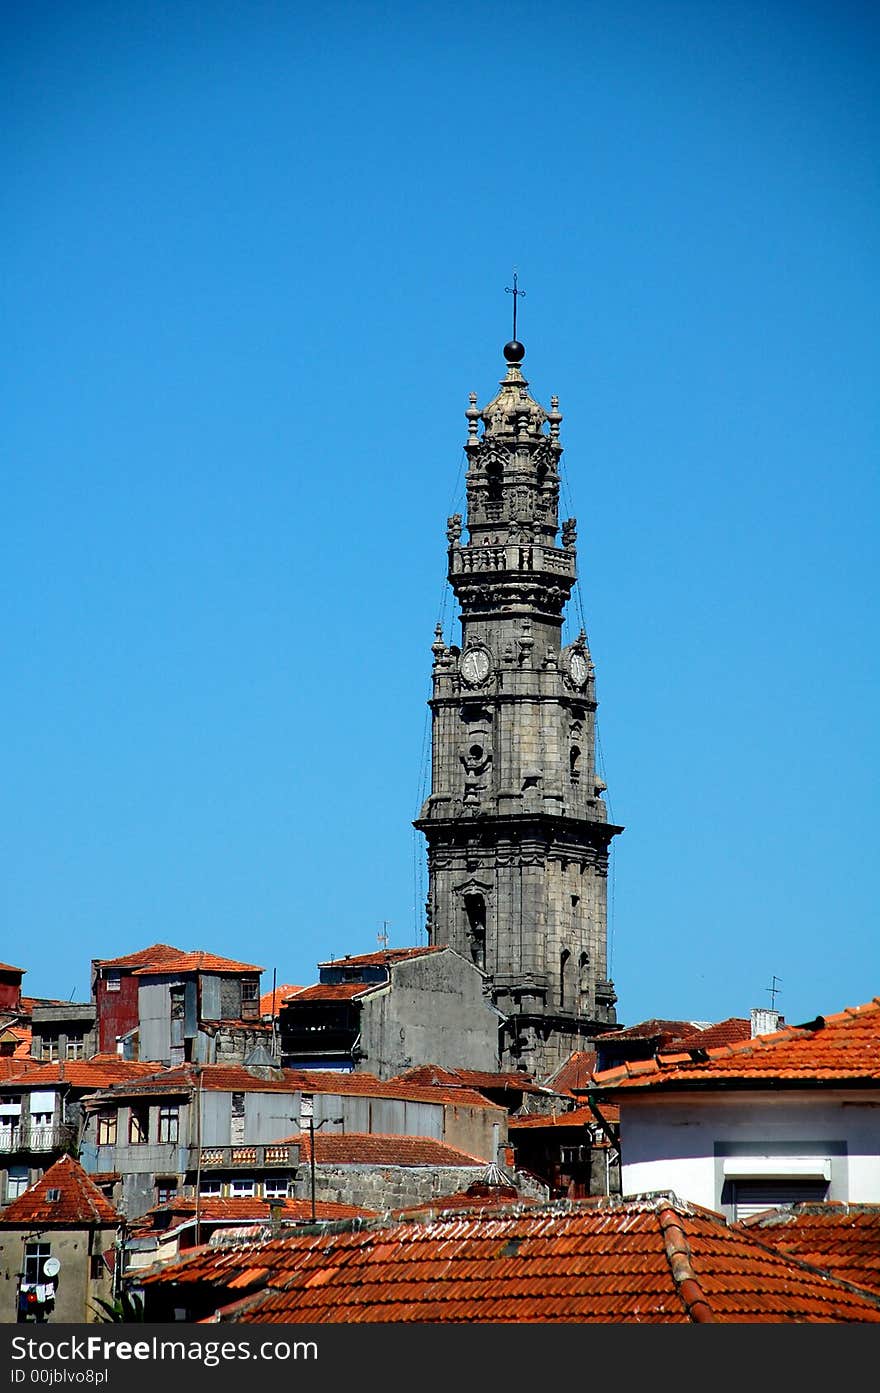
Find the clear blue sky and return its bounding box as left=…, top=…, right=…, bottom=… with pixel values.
left=4, top=1, right=878, bottom=1031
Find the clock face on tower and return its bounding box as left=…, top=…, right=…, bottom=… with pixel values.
left=567, top=650, right=589, bottom=689
left=460, top=646, right=491, bottom=687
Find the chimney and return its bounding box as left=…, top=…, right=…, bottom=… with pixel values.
left=751, top=1007, right=785, bottom=1038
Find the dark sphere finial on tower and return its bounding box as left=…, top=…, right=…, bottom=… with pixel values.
left=503, top=339, right=525, bottom=364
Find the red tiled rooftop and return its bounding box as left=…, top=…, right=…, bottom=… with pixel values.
left=546, top=1051, right=598, bottom=1094
left=6, top=1058, right=161, bottom=1089
left=132, top=951, right=263, bottom=976
left=139, top=1193, right=880, bottom=1323
left=134, top=1196, right=372, bottom=1233
left=736, top=1203, right=880, bottom=1296
left=316, top=947, right=441, bottom=970
left=94, top=943, right=183, bottom=969
left=0, top=1154, right=119, bottom=1227
left=259, top=985, right=303, bottom=1016
left=0, top=963, right=24, bottom=975
left=88, top=1064, right=505, bottom=1111
left=395, top=1065, right=546, bottom=1095
left=591, top=996, right=880, bottom=1093
left=508, top=1104, right=619, bottom=1130
left=287, top=982, right=375, bottom=1003
left=293, top=1133, right=484, bottom=1167
left=592, top=1019, right=704, bottom=1044
left=672, top=1018, right=751, bottom=1051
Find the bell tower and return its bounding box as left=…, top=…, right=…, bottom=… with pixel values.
left=414, top=331, right=622, bottom=1077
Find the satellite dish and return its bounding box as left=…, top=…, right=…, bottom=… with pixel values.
left=42, top=1257, right=60, bottom=1278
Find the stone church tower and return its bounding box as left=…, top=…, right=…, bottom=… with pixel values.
left=414, top=336, right=622, bottom=1078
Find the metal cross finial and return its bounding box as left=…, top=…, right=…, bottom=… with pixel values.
left=505, top=270, right=525, bottom=340
left=377, top=921, right=390, bottom=950
left=765, top=974, right=783, bottom=1009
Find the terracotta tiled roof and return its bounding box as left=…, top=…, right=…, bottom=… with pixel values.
left=316, top=948, right=442, bottom=970
left=0, top=1025, right=31, bottom=1058
left=508, top=1104, right=620, bottom=1129
left=87, top=1064, right=504, bottom=1111
left=5, top=1059, right=159, bottom=1090
left=0, top=963, right=24, bottom=975
left=139, top=1194, right=880, bottom=1323
left=591, top=997, right=880, bottom=1093
left=0, top=1154, right=119, bottom=1226
left=287, top=982, right=374, bottom=1003
left=0, top=1057, right=31, bottom=1080
left=20, top=997, right=68, bottom=1012
left=259, top=985, right=303, bottom=1016
left=133, top=1196, right=372, bottom=1233
left=592, top=1019, right=704, bottom=1044
left=132, top=951, right=263, bottom=975
left=736, top=1203, right=880, bottom=1296
left=395, top=1065, right=546, bottom=1095
left=293, top=1133, right=483, bottom=1167
left=672, top=1018, right=751, bottom=1050
left=94, top=943, right=183, bottom=969
left=546, top=1051, right=598, bottom=1094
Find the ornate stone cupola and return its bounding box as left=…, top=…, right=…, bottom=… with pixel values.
left=414, top=336, right=622, bottom=1078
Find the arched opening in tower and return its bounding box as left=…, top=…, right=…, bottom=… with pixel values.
left=464, top=893, right=487, bottom=970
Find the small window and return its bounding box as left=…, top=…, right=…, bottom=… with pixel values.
left=241, top=979, right=259, bottom=1002
left=155, top=1180, right=177, bottom=1206
left=6, top=1166, right=29, bottom=1199
left=90, top=1254, right=105, bottom=1281
left=45, top=1188, right=61, bottom=1203
left=40, top=1036, right=60, bottom=1062
left=230, top=1178, right=255, bottom=1198
left=96, top=1111, right=117, bottom=1146
left=24, top=1243, right=50, bottom=1285
left=199, top=1178, right=223, bottom=1197
left=157, top=1105, right=179, bottom=1143
left=263, top=1177, right=290, bottom=1199
left=129, top=1107, right=149, bottom=1144
left=104, top=972, right=121, bottom=993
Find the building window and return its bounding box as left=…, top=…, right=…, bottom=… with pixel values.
left=129, top=1107, right=149, bottom=1144
left=104, top=972, right=121, bottom=993
left=263, top=1177, right=289, bottom=1199
left=6, top=1166, right=29, bottom=1199
left=40, top=1036, right=60, bottom=1062
left=559, top=950, right=571, bottom=1009
left=96, top=1111, right=117, bottom=1146
left=199, top=1178, right=223, bottom=1197
left=241, top=979, right=259, bottom=1002
left=157, top=1106, right=179, bottom=1143
left=156, top=1179, right=177, bottom=1206
left=230, top=1178, right=255, bottom=1198
left=23, top=1243, right=50, bottom=1285
left=66, top=1035, right=86, bottom=1061
left=90, top=1254, right=105, bottom=1281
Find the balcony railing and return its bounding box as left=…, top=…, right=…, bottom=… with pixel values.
left=194, top=1142, right=299, bottom=1169
left=0, top=1125, right=75, bottom=1154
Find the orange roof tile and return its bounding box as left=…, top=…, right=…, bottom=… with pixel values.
left=395, top=1065, right=546, bottom=1095
left=138, top=1194, right=880, bottom=1323
left=132, top=951, right=262, bottom=975
left=735, top=1203, right=880, bottom=1296
left=0, top=963, right=24, bottom=975
left=0, top=1024, right=31, bottom=1058
left=0, top=1154, right=119, bottom=1226
left=293, top=1133, right=483, bottom=1167
left=94, top=943, right=183, bottom=969
left=672, top=1018, right=752, bottom=1050
left=508, top=1104, right=620, bottom=1130
left=317, top=948, right=442, bottom=970
left=288, top=982, right=374, bottom=1003
left=87, top=1064, right=504, bottom=1111
left=592, top=1019, right=703, bottom=1044
left=134, top=1196, right=372, bottom=1233
left=546, top=1051, right=598, bottom=1094
left=6, top=1058, right=159, bottom=1089
left=591, top=996, right=880, bottom=1093
left=259, top=985, right=303, bottom=1016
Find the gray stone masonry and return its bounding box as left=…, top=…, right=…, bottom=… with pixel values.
left=415, top=342, right=623, bottom=1078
